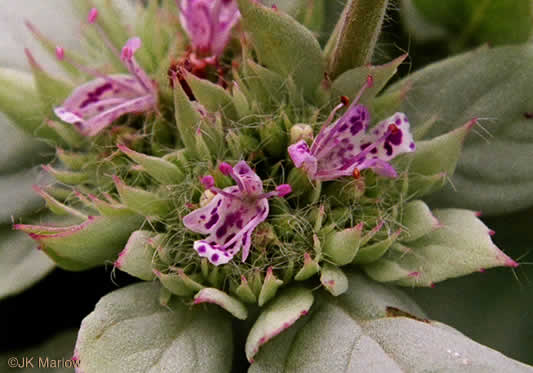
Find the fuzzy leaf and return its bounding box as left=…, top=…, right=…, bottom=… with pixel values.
left=0, top=115, right=51, bottom=174
left=115, top=230, right=156, bottom=281
left=331, top=54, right=407, bottom=106
left=407, top=0, right=533, bottom=47
left=250, top=271, right=532, bottom=372
left=194, top=288, right=248, bottom=320
left=323, top=224, right=362, bottom=265
left=364, top=209, right=517, bottom=287
left=0, top=226, right=55, bottom=300
left=387, top=45, right=533, bottom=215
left=16, top=215, right=143, bottom=271
left=320, top=264, right=348, bottom=296
left=246, top=287, right=314, bottom=362
left=237, top=0, right=325, bottom=100
left=118, top=145, right=185, bottom=185
left=114, top=176, right=170, bottom=217
left=0, top=168, right=52, bottom=224
left=0, top=68, right=61, bottom=142
left=75, top=282, right=233, bottom=373
left=185, top=73, right=237, bottom=120
left=327, top=0, right=389, bottom=78
left=400, top=200, right=440, bottom=242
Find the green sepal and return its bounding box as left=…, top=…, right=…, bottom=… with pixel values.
left=159, top=286, right=172, bottom=307
left=250, top=270, right=264, bottom=297
left=25, top=49, right=73, bottom=113
left=331, top=54, right=407, bottom=105
left=258, top=118, right=288, bottom=157
left=294, top=252, right=321, bottom=281
left=185, top=73, right=237, bottom=120
left=320, top=264, right=349, bottom=296
left=323, top=223, right=363, bottom=265
left=232, top=82, right=251, bottom=118
left=113, top=176, right=170, bottom=217
left=237, top=0, right=326, bottom=100
left=0, top=68, right=60, bottom=142
left=16, top=215, right=143, bottom=271
left=118, top=144, right=185, bottom=184
left=258, top=267, right=284, bottom=306
left=153, top=270, right=194, bottom=297
left=173, top=81, right=202, bottom=152
left=227, top=131, right=260, bottom=158
left=47, top=121, right=86, bottom=148
left=406, top=119, right=475, bottom=177
left=407, top=172, right=448, bottom=198
left=56, top=149, right=95, bottom=171
left=43, top=165, right=89, bottom=185
left=400, top=200, right=440, bottom=242
left=324, top=178, right=365, bottom=205
left=235, top=275, right=258, bottom=304
left=194, top=288, right=248, bottom=320
left=286, top=168, right=313, bottom=198
left=245, top=59, right=286, bottom=102
left=208, top=266, right=223, bottom=288
left=85, top=194, right=136, bottom=217
left=364, top=209, right=518, bottom=287
left=353, top=229, right=401, bottom=265
left=32, top=185, right=87, bottom=220
left=176, top=268, right=206, bottom=292
left=115, top=230, right=156, bottom=281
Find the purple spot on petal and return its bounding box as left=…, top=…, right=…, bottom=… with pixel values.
left=211, top=254, right=219, bottom=262
left=198, top=245, right=206, bottom=253
left=409, top=142, right=415, bottom=150
left=205, top=214, right=219, bottom=229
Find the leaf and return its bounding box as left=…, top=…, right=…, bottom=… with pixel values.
left=386, top=45, right=533, bottom=215
left=237, top=0, right=325, bottom=100
left=246, top=287, right=314, bottom=362
left=2, top=330, right=78, bottom=373
left=408, top=0, right=533, bottom=48
left=364, top=209, right=517, bottom=287
left=327, top=0, right=389, bottom=78
left=0, top=168, right=52, bottom=225
left=194, top=288, right=248, bottom=320
left=320, top=264, right=348, bottom=296
left=250, top=271, right=533, bottom=372
left=75, top=282, right=233, bottom=373
left=117, top=145, right=185, bottom=185
left=331, top=54, right=407, bottom=106
left=0, top=115, right=51, bottom=174
left=0, top=226, right=55, bottom=300
left=16, top=215, right=144, bottom=271
left=115, top=230, right=156, bottom=281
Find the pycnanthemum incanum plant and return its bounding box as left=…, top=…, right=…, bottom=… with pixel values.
left=1, top=0, right=531, bottom=372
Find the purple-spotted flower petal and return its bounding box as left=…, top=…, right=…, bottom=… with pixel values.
left=177, top=0, right=240, bottom=57
left=288, top=78, right=415, bottom=181
left=184, top=161, right=290, bottom=266
left=54, top=32, right=157, bottom=136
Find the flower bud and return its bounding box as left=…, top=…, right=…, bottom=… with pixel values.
left=290, top=123, right=313, bottom=144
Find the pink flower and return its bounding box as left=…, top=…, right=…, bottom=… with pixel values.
left=184, top=161, right=291, bottom=265
left=53, top=10, right=157, bottom=136
left=177, top=0, right=240, bottom=57
left=288, top=77, right=415, bottom=181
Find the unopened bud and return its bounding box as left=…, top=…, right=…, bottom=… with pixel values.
left=290, top=124, right=314, bottom=144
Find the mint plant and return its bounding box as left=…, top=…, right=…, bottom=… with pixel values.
left=1, top=0, right=532, bottom=372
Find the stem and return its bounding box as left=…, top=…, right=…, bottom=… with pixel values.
left=327, top=0, right=389, bottom=79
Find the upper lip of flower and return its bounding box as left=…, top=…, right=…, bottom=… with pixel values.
left=47, top=9, right=157, bottom=137
left=177, top=0, right=241, bottom=57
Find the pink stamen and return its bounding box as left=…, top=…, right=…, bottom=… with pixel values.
left=55, top=46, right=65, bottom=60
left=200, top=175, right=215, bottom=189
left=88, top=8, right=99, bottom=24
left=276, top=184, right=292, bottom=197
left=219, top=162, right=233, bottom=175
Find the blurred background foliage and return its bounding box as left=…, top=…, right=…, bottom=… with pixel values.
left=1, top=0, right=532, bottom=370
